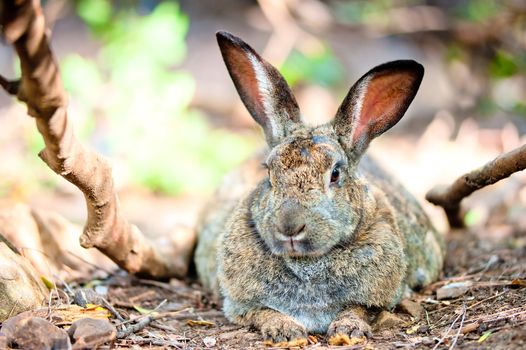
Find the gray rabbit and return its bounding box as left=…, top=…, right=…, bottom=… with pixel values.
left=194, top=31, right=444, bottom=343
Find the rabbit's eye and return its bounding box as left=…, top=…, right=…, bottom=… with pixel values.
left=330, top=167, right=340, bottom=184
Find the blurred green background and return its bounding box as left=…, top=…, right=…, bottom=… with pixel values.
left=0, top=0, right=525, bottom=231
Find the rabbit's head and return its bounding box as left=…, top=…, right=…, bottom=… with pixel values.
left=217, top=31, right=423, bottom=258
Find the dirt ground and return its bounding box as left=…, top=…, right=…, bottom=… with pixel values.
left=1, top=2, right=525, bottom=349
left=33, top=223, right=520, bottom=350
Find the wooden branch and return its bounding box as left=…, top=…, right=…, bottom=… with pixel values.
left=0, top=0, right=194, bottom=278
left=426, top=144, right=526, bottom=228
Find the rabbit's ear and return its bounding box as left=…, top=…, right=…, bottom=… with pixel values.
left=217, top=31, right=301, bottom=146
left=333, top=60, right=423, bottom=161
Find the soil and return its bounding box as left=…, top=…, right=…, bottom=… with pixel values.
left=43, top=226, right=524, bottom=350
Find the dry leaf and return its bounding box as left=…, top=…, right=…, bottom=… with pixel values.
left=55, top=304, right=111, bottom=323
left=406, top=324, right=420, bottom=334
left=263, top=337, right=308, bottom=348
left=510, top=279, right=526, bottom=288
left=133, top=305, right=158, bottom=315
left=40, top=276, right=55, bottom=290
left=187, top=320, right=215, bottom=327
left=460, top=322, right=480, bottom=334
left=307, top=335, right=318, bottom=344
left=328, top=334, right=366, bottom=346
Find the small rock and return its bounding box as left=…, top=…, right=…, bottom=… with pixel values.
left=203, top=336, right=217, bottom=347
left=436, top=281, right=473, bottom=300
left=399, top=299, right=424, bottom=320
left=68, top=317, right=116, bottom=349
left=1, top=314, right=71, bottom=350
left=374, top=311, right=405, bottom=330
left=73, top=289, right=103, bottom=307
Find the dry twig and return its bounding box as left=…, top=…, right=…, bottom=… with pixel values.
left=449, top=305, right=466, bottom=350
left=432, top=307, right=465, bottom=350
left=0, top=0, right=194, bottom=279
left=426, top=144, right=526, bottom=228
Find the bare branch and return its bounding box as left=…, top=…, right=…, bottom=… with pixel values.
left=426, top=144, right=526, bottom=228
left=0, top=0, right=194, bottom=278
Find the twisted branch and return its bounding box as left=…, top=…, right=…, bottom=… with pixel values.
left=426, top=144, right=526, bottom=228
left=0, top=0, right=194, bottom=278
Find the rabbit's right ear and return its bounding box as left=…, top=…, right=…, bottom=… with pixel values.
left=217, top=31, right=301, bottom=147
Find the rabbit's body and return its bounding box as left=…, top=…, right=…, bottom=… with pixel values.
left=195, top=31, right=444, bottom=342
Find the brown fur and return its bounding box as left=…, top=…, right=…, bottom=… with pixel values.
left=194, top=31, right=445, bottom=342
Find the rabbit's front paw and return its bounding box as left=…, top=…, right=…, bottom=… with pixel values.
left=260, top=315, right=307, bottom=343
left=327, top=315, right=372, bottom=340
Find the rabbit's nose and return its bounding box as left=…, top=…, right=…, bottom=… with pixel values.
left=278, top=221, right=306, bottom=237
left=276, top=201, right=307, bottom=237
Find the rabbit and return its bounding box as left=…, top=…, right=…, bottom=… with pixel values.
left=194, top=31, right=445, bottom=343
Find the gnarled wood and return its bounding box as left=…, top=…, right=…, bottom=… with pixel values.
left=426, top=144, right=526, bottom=228
left=0, top=0, right=194, bottom=278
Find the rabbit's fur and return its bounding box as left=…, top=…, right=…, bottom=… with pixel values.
left=194, top=31, right=444, bottom=342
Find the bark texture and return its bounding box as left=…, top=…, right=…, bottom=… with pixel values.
left=426, top=144, right=526, bottom=228
left=0, top=0, right=193, bottom=278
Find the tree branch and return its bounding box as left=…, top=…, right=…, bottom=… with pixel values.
left=426, top=144, right=526, bottom=228
left=0, top=0, right=194, bottom=278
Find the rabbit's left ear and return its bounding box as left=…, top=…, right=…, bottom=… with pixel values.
left=333, top=60, right=423, bottom=162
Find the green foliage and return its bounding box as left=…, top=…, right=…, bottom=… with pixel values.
left=512, top=102, right=526, bottom=118
left=332, top=0, right=424, bottom=24
left=453, top=0, right=502, bottom=23
left=332, top=0, right=393, bottom=24
left=489, top=50, right=519, bottom=78
left=464, top=208, right=482, bottom=227
left=76, top=0, right=112, bottom=29
left=476, top=97, right=498, bottom=117
left=62, top=1, right=254, bottom=194
left=280, top=47, right=344, bottom=88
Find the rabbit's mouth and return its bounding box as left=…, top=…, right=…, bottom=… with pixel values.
left=271, top=234, right=330, bottom=258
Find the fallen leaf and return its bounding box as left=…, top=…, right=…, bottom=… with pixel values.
left=406, top=324, right=420, bottom=334
left=54, top=304, right=111, bottom=323
left=41, top=276, right=55, bottom=290
left=436, top=281, right=473, bottom=300
left=460, top=322, right=480, bottom=334
left=68, top=318, right=116, bottom=350
left=187, top=320, right=215, bottom=327
left=511, top=279, right=526, bottom=288
left=328, top=334, right=365, bottom=346
left=264, top=337, right=309, bottom=348
left=478, top=331, right=492, bottom=342
left=307, top=335, right=318, bottom=344
left=133, top=305, right=158, bottom=315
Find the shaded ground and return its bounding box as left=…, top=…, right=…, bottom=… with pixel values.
left=13, top=224, right=520, bottom=350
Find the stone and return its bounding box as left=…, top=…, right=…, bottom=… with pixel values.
left=1, top=314, right=71, bottom=350
left=374, top=311, right=405, bottom=330
left=68, top=318, right=116, bottom=349
left=399, top=299, right=424, bottom=320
